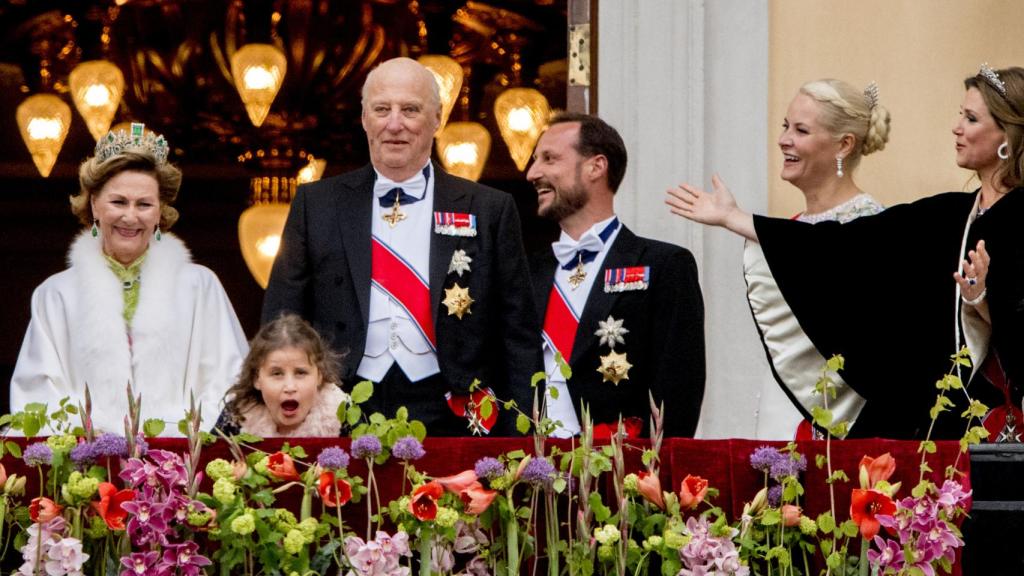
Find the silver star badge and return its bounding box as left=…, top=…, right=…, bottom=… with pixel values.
left=448, top=249, right=473, bottom=277
left=595, top=316, right=629, bottom=349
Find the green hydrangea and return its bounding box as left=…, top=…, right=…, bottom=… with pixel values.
left=275, top=508, right=298, bottom=529
left=283, top=529, right=306, bottom=554
left=663, top=531, right=689, bottom=551
left=205, top=459, right=234, bottom=481
left=623, top=473, right=639, bottom=494
left=297, top=518, right=318, bottom=540
left=490, top=476, right=510, bottom=491
left=187, top=510, right=213, bottom=527
left=435, top=507, right=459, bottom=528
left=231, top=513, right=256, bottom=535
left=799, top=516, right=818, bottom=536
left=83, top=515, right=109, bottom=539
left=254, top=455, right=270, bottom=476
left=594, top=524, right=621, bottom=545
left=213, top=477, right=237, bottom=505
left=62, top=471, right=99, bottom=504
left=597, top=544, right=615, bottom=562
left=643, top=535, right=663, bottom=551
left=46, top=435, right=77, bottom=452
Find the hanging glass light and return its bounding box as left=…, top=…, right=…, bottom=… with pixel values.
left=437, top=122, right=491, bottom=181
left=494, top=87, right=550, bottom=171
left=16, top=94, right=72, bottom=178
left=296, top=155, right=326, bottom=184
left=418, top=55, right=463, bottom=132
left=69, top=60, right=125, bottom=141
left=230, top=43, right=287, bottom=127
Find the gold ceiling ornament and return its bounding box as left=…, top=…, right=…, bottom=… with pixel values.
left=16, top=93, right=72, bottom=178
left=69, top=59, right=125, bottom=141
left=238, top=170, right=301, bottom=289
left=494, top=87, right=550, bottom=171
left=418, top=55, right=463, bottom=133
left=436, top=121, right=491, bottom=182
left=230, top=43, right=287, bottom=127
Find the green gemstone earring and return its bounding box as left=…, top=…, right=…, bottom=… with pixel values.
left=91, top=219, right=99, bottom=238
left=155, top=224, right=162, bottom=241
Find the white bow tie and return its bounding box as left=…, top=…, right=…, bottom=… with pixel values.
left=551, top=231, right=605, bottom=269
left=374, top=165, right=430, bottom=199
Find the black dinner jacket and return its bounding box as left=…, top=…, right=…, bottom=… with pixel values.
left=529, top=225, right=705, bottom=437
left=262, top=163, right=542, bottom=433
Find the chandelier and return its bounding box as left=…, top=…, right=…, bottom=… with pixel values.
left=230, top=43, right=287, bottom=128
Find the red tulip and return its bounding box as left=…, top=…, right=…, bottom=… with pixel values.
left=267, top=452, right=301, bottom=482
left=460, top=481, right=498, bottom=515
left=29, top=497, right=63, bottom=523
left=858, top=453, right=896, bottom=489
left=593, top=417, right=644, bottom=440
left=0, top=463, right=6, bottom=486
left=781, top=504, right=802, bottom=527
left=318, top=471, right=352, bottom=507
left=91, top=482, right=136, bottom=531
left=850, top=489, right=896, bottom=540
left=410, top=481, right=444, bottom=521
left=678, top=474, right=709, bottom=509
left=436, top=470, right=478, bottom=494
left=637, top=471, right=665, bottom=510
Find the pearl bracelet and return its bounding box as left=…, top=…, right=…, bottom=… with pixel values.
left=962, top=288, right=987, bottom=307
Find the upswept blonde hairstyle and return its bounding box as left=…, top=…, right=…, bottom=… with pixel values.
left=800, top=79, right=892, bottom=173
left=69, top=150, right=182, bottom=229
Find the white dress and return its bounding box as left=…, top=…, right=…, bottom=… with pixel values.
left=749, top=193, right=884, bottom=439
left=10, top=231, right=248, bottom=435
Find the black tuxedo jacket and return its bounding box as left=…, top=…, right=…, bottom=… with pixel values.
left=262, top=163, right=542, bottom=433
left=529, top=225, right=705, bottom=437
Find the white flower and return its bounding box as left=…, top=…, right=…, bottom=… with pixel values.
left=448, top=249, right=473, bottom=277
left=595, top=316, right=629, bottom=348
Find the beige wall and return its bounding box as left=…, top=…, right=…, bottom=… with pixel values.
left=769, top=0, right=1024, bottom=217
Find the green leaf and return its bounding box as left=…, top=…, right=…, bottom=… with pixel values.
left=350, top=381, right=374, bottom=404
left=480, top=396, right=494, bottom=420
left=816, top=512, right=835, bottom=535
left=552, top=477, right=567, bottom=494
left=336, top=403, right=348, bottom=424
left=143, top=419, right=166, bottom=438
left=369, top=412, right=386, bottom=425
left=531, top=371, right=546, bottom=389
left=5, top=441, right=22, bottom=459
left=24, top=402, right=47, bottom=413
left=236, top=432, right=263, bottom=444
left=811, top=406, right=833, bottom=427
left=825, top=354, right=844, bottom=372
left=825, top=551, right=843, bottom=571
left=22, top=414, right=41, bottom=438
left=395, top=406, right=409, bottom=422
left=177, top=419, right=189, bottom=436
left=589, top=492, right=611, bottom=522
left=547, top=386, right=559, bottom=400
left=411, top=421, right=427, bottom=441
left=918, top=440, right=937, bottom=454
left=346, top=405, right=362, bottom=426
left=516, top=414, right=531, bottom=434
left=760, top=508, right=781, bottom=526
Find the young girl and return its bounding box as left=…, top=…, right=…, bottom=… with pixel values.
left=215, top=314, right=349, bottom=437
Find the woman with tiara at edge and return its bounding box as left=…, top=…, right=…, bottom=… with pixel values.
left=9, top=124, right=248, bottom=435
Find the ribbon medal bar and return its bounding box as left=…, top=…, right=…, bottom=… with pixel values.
left=434, top=212, right=478, bottom=237
left=603, top=266, right=650, bottom=293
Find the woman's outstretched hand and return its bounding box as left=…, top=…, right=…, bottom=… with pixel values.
left=665, top=174, right=757, bottom=241
left=955, top=239, right=991, bottom=321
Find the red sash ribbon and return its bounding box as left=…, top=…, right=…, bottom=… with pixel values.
left=541, top=284, right=579, bottom=363
left=371, top=237, right=436, bottom=350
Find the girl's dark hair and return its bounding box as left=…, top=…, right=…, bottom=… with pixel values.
left=221, top=313, right=343, bottom=420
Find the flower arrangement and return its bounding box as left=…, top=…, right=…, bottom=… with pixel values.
left=0, top=352, right=984, bottom=576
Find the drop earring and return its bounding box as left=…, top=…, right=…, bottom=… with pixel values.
left=91, top=219, right=99, bottom=238
left=835, top=156, right=844, bottom=178
left=155, top=224, right=162, bottom=241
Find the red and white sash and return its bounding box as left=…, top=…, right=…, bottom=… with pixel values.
left=371, top=236, right=436, bottom=350
left=541, top=283, right=579, bottom=363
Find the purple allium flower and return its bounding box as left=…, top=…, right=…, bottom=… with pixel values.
left=749, top=446, right=782, bottom=473
left=392, top=436, right=425, bottom=461
left=94, top=433, right=130, bottom=458
left=352, top=435, right=383, bottom=459
left=767, top=484, right=783, bottom=508
left=520, top=457, right=556, bottom=485
left=70, top=441, right=98, bottom=466
left=120, top=550, right=161, bottom=576
left=22, top=442, right=53, bottom=467
left=317, top=446, right=351, bottom=470
left=769, top=453, right=807, bottom=481
left=133, top=434, right=150, bottom=457
left=474, top=457, right=505, bottom=481
left=160, top=541, right=211, bottom=576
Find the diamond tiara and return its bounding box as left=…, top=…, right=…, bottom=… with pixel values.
left=863, top=81, right=880, bottom=110
left=978, top=63, right=1007, bottom=97
left=94, top=122, right=170, bottom=164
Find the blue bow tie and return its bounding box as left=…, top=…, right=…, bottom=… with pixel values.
left=376, top=165, right=432, bottom=207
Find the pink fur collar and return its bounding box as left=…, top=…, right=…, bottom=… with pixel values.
left=239, top=384, right=349, bottom=437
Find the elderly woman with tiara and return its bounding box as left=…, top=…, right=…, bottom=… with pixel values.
left=9, top=124, right=248, bottom=435
left=668, top=65, right=1024, bottom=440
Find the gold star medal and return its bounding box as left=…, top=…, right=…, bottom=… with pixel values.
left=443, top=282, right=474, bottom=319
left=597, top=350, right=632, bottom=385
left=568, top=257, right=587, bottom=290
left=381, top=195, right=407, bottom=228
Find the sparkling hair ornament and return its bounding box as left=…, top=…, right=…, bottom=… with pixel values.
left=94, top=122, right=169, bottom=164
left=863, top=81, right=880, bottom=110
left=979, top=63, right=1007, bottom=97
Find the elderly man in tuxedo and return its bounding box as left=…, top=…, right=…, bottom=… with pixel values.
left=528, top=112, right=705, bottom=438
left=263, top=57, right=541, bottom=435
